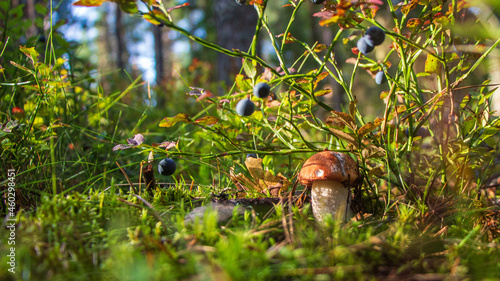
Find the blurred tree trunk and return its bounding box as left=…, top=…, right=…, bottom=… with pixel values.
left=115, top=8, right=126, bottom=71
left=153, top=25, right=164, bottom=85
left=153, top=25, right=172, bottom=85
left=25, top=0, right=37, bottom=38
left=213, top=0, right=257, bottom=85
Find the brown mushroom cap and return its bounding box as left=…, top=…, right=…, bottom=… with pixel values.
left=298, top=151, right=358, bottom=187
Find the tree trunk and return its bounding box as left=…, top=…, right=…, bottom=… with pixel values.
left=213, top=0, right=257, bottom=85
left=115, top=8, right=126, bottom=71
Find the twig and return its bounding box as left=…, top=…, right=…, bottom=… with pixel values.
left=115, top=161, right=138, bottom=194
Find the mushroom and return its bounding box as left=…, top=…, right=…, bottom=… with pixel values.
left=298, top=151, right=359, bottom=222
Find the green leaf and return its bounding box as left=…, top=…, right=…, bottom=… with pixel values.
left=314, top=89, right=331, bottom=97
left=235, top=74, right=252, bottom=92
left=143, top=14, right=161, bottom=25
left=424, top=54, right=441, bottom=75
left=159, top=113, right=191, bottom=127
left=242, top=59, right=256, bottom=79
left=460, top=94, right=470, bottom=109
left=479, top=88, right=495, bottom=106
left=119, top=1, right=139, bottom=13
left=19, top=46, right=39, bottom=64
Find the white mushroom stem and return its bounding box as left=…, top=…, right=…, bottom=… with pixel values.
left=311, top=180, right=351, bottom=222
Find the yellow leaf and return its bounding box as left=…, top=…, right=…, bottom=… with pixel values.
left=159, top=113, right=191, bottom=127
left=73, top=0, right=105, bottom=7
left=425, top=54, right=441, bottom=75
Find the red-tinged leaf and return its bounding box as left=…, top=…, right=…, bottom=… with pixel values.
left=261, top=67, right=274, bottom=81
left=266, top=100, right=281, bottom=108
left=73, top=0, right=104, bottom=7
left=319, top=16, right=340, bottom=27
left=330, top=111, right=356, bottom=129
left=10, top=61, right=32, bottom=72
left=194, top=116, right=218, bottom=126
left=367, top=0, right=383, bottom=5
left=380, top=91, right=390, bottom=100
left=313, top=11, right=334, bottom=19
left=401, top=0, right=418, bottom=15
left=127, top=134, right=145, bottom=146
left=314, top=89, right=331, bottom=97
left=326, top=116, right=345, bottom=129
left=188, top=87, right=203, bottom=96
left=196, top=90, right=214, bottom=102
left=248, top=0, right=263, bottom=5
left=329, top=128, right=358, bottom=147
left=358, top=121, right=382, bottom=138
left=407, top=18, right=421, bottom=28
left=152, top=141, right=177, bottom=150
left=345, top=57, right=358, bottom=65
left=315, top=72, right=329, bottom=83
left=112, top=144, right=134, bottom=151
left=166, top=2, right=189, bottom=13
left=387, top=105, right=407, bottom=121
left=159, top=113, right=191, bottom=127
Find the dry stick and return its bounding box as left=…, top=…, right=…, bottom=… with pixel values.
left=116, top=161, right=138, bottom=194
left=280, top=196, right=291, bottom=244
left=288, top=188, right=295, bottom=244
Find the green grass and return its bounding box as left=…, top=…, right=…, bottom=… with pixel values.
left=1, top=187, right=498, bottom=281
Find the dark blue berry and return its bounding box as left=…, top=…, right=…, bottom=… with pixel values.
left=364, top=26, right=385, bottom=47
left=246, top=153, right=257, bottom=159
left=375, top=71, right=387, bottom=84
left=158, top=158, right=176, bottom=176
left=311, top=0, right=325, bottom=4
left=357, top=36, right=374, bottom=55
left=253, top=82, right=271, bottom=99
left=236, top=99, right=255, bottom=116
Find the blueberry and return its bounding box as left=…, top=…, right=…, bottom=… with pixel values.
left=246, top=153, right=257, bottom=158
left=375, top=71, right=387, bottom=84
left=253, top=82, right=271, bottom=99
left=236, top=98, right=255, bottom=116
left=364, top=26, right=385, bottom=47
left=158, top=158, right=176, bottom=176
left=311, top=0, right=325, bottom=3
left=357, top=36, right=374, bottom=55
